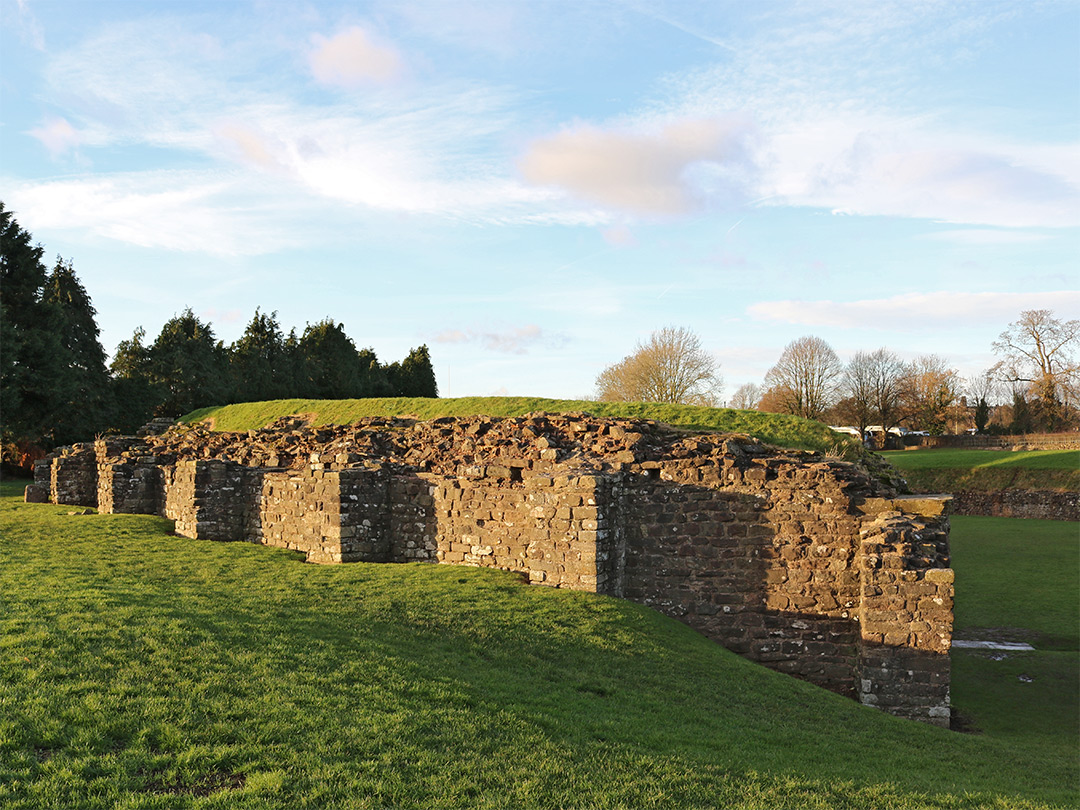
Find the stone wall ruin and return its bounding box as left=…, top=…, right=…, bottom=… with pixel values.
left=34, top=412, right=953, bottom=726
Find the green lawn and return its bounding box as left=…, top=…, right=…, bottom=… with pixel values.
left=880, top=449, right=1079, bottom=471
left=880, top=449, right=1079, bottom=493
left=180, top=397, right=858, bottom=456
left=948, top=516, right=1079, bottom=779
left=1, top=482, right=1076, bottom=809
left=950, top=516, right=1078, bottom=649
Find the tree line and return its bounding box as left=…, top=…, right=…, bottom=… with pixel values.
left=599, top=316, right=1079, bottom=436
left=1, top=203, right=436, bottom=468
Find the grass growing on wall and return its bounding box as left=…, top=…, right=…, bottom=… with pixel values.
left=180, top=397, right=856, bottom=455
left=880, top=449, right=1080, bottom=492
left=1, top=481, right=1076, bottom=809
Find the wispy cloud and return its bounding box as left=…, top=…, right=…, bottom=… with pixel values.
left=11, top=0, right=45, bottom=50
left=14, top=0, right=1079, bottom=256
left=636, top=2, right=1079, bottom=229
left=601, top=225, right=636, bottom=247
left=434, top=324, right=551, bottom=354
left=309, top=26, right=404, bottom=87
left=4, top=172, right=309, bottom=256
left=749, top=291, right=1080, bottom=330
left=26, top=17, right=609, bottom=238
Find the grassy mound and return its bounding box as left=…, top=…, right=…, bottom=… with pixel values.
left=180, top=397, right=855, bottom=455
left=1, top=482, right=1076, bottom=809
left=881, top=449, right=1080, bottom=493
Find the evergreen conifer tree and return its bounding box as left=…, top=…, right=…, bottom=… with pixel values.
left=42, top=257, right=115, bottom=444
left=230, top=309, right=288, bottom=403
left=149, top=309, right=230, bottom=415
left=0, top=203, right=68, bottom=451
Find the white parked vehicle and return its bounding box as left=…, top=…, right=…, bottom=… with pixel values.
left=829, top=426, right=862, bottom=439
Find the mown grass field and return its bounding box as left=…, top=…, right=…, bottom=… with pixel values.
left=1, top=481, right=1076, bottom=808
left=181, top=397, right=857, bottom=456
left=880, top=449, right=1079, bottom=493
left=948, top=516, right=1079, bottom=786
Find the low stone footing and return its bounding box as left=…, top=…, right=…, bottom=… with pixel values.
left=24, top=484, right=49, bottom=503
left=951, top=489, right=1078, bottom=521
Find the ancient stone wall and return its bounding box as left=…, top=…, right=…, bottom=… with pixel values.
left=96, top=438, right=163, bottom=515
left=164, top=460, right=247, bottom=541
left=614, top=455, right=951, bottom=712
left=431, top=469, right=611, bottom=590
left=856, top=498, right=952, bottom=725
left=916, top=433, right=1080, bottom=450
left=49, top=443, right=98, bottom=507
left=251, top=467, right=391, bottom=563
left=388, top=475, right=438, bottom=562
left=38, top=413, right=954, bottom=726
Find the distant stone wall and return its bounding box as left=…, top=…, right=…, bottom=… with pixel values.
left=951, top=489, right=1079, bottom=521
left=35, top=413, right=954, bottom=726
left=916, top=433, right=1080, bottom=450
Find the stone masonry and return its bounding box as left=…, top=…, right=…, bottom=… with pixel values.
left=35, top=412, right=954, bottom=726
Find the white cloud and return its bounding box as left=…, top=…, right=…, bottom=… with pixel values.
left=519, top=118, right=755, bottom=215
left=309, top=26, right=403, bottom=87
left=27, top=116, right=83, bottom=157
left=19, top=0, right=1080, bottom=254
left=748, top=291, right=1080, bottom=331
left=766, top=129, right=1080, bottom=228
left=199, top=307, right=243, bottom=324
left=434, top=324, right=548, bottom=354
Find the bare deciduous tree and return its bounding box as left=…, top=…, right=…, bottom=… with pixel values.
left=966, top=369, right=1000, bottom=406
left=762, top=335, right=842, bottom=420
left=966, top=369, right=1000, bottom=433
left=595, top=326, right=723, bottom=405
left=728, top=382, right=762, bottom=410
left=842, top=348, right=906, bottom=432
left=992, top=309, right=1079, bottom=430
left=899, top=354, right=962, bottom=434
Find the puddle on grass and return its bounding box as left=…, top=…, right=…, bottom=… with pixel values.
left=952, top=626, right=1044, bottom=659
left=952, top=640, right=1035, bottom=652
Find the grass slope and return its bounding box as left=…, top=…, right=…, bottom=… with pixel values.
left=180, top=397, right=855, bottom=455
left=1, top=482, right=1076, bottom=809
left=880, top=449, right=1079, bottom=493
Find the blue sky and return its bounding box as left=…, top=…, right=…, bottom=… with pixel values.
left=2, top=0, right=1078, bottom=400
